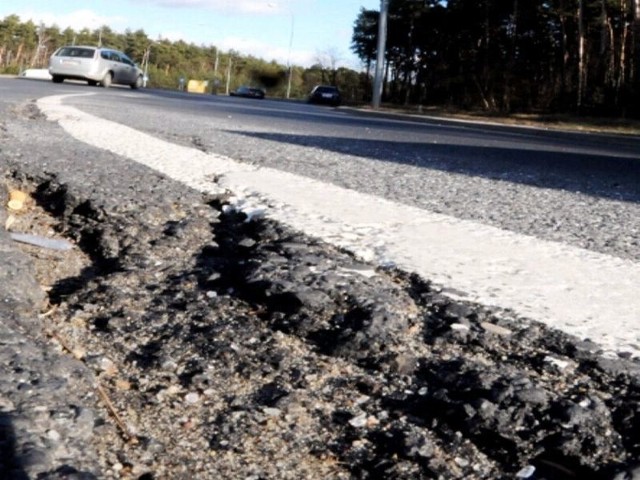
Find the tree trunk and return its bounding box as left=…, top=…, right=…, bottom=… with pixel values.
left=558, top=5, right=569, bottom=106
left=30, top=24, right=49, bottom=67
left=634, top=0, right=640, bottom=82
left=503, top=0, right=519, bottom=112
left=225, top=58, right=233, bottom=94
left=482, top=0, right=491, bottom=108
left=383, top=58, right=390, bottom=99
left=15, top=43, right=24, bottom=68
left=578, top=0, right=586, bottom=108
left=601, top=0, right=615, bottom=87
left=617, top=0, right=630, bottom=104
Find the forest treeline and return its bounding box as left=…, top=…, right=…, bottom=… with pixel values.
left=2, top=0, right=640, bottom=117
left=0, top=14, right=367, bottom=101
left=353, top=0, right=640, bottom=116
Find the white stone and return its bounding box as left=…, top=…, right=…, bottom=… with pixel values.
left=516, top=465, right=536, bottom=478
left=185, top=392, right=200, bottom=404
left=451, top=323, right=470, bottom=331
left=348, top=413, right=368, bottom=428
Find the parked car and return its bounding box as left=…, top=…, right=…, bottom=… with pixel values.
left=308, top=85, right=341, bottom=106
left=48, top=46, right=144, bottom=89
left=230, top=86, right=265, bottom=99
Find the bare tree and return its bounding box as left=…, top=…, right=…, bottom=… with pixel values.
left=30, top=23, right=49, bottom=67
left=314, top=47, right=342, bottom=84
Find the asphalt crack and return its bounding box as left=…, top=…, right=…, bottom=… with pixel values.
left=2, top=171, right=639, bottom=479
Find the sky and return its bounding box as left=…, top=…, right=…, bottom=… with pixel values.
left=0, top=0, right=381, bottom=69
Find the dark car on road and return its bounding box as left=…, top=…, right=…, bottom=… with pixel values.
left=230, top=86, right=266, bottom=99
left=308, top=85, right=341, bottom=106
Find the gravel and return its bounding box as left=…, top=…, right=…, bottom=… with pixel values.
left=1, top=96, right=639, bottom=479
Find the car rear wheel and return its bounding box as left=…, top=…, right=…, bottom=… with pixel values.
left=101, top=72, right=112, bottom=88
left=130, top=75, right=143, bottom=90
left=51, top=75, right=64, bottom=84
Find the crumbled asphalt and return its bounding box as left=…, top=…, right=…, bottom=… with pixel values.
left=1, top=97, right=640, bottom=480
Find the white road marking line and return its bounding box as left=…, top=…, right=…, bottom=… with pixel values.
left=38, top=94, right=640, bottom=357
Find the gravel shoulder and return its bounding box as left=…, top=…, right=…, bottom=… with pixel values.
left=1, top=98, right=640, bottom=480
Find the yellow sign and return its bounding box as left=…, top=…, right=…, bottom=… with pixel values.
left=187, top=80, right=209, bottom=93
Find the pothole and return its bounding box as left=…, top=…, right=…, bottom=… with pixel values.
left=2, top=171, right=640, bottom=480
left=3, top=181, right=92, bottom=305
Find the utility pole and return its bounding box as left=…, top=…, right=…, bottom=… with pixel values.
left=268, top=2, right=295, bottom=99
left=372, top=0, right=389, bottom=109
left=286, top=10, right=294, bottom=99
left=225, top=56, right=233, bottom=95
left=142, top=45, right=151, bottom=88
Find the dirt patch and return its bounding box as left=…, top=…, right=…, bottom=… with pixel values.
left=4, top=182, right=91, bottom=298
left=3, top=171, right=640, bottom=480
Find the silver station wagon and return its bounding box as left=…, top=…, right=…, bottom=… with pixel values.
left=49, top=46, right=144, bottom=89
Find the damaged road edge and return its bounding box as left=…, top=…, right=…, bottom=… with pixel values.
left=1, top=169, right=639, bottom=479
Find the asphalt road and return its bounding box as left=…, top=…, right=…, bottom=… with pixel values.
left=2, top=76, right=640, bottom=479
left=3, top=76, right=640, bottom=352
left=5, top=77, right=637, bottom=254
left=8, top=77, right=638, bottom=258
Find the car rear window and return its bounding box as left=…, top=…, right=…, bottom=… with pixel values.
left=316, top=87, right=338, bottom=93
left=57, top=47, right=96, bottom=59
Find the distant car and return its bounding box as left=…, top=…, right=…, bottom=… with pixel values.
left=230, top=86, right=265, bottom=99
left=308, top=85, right=341, bottom=106
left=48, top=45, right=144, bottom=89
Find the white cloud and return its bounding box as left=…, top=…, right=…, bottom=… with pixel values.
left=12, top=8, right=126, bottom=31
left=216, top=35, right=316, bottom=67
left=147, top=0, right=280, bottom=14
